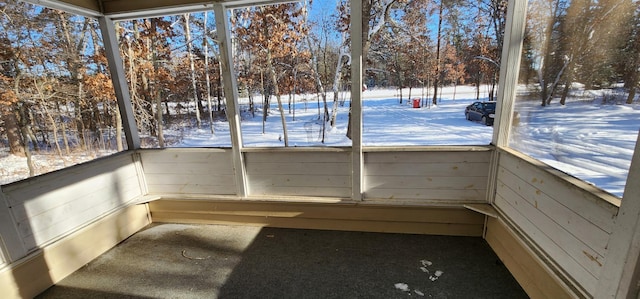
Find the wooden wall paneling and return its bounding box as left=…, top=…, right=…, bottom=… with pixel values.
left=365, top=151, right=491, bottom=163
left=6, top=155, right=140, bottom=222
left=499, top=151, right=618, bottom=231
left=497, top=166, right=611, bottom=256
left=140, top=149, right=236, bottom=195
left=364, top=161, right=490, bottom=177
left=245, top=152, right=352, bottom=198
left=494, top=152, right=620, bottom=296
left=364, top=151, right=490, bottom=201
left=494, top=195, right=596, bottom=296
left=495, top=186, right=603, bottom=281
left=0, top=187, right=26, bottom=264
left=0, top=204, right=150, bottom=299
left=3, top=154, right=143, bottom=251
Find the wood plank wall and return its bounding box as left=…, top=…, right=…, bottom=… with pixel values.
left=245, top=150, right=352, bottom=198
left=1, top=153, right=145, bottom=254
left=141, top=148, right=236, bottom=196
left=364, top=150, right=491, bottom=202
left=139, top=148, right=492, bottom=202
left=493, top=149, right=619, bottom=296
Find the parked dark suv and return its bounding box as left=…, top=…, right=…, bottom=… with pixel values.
left=465, top=101, right=496, bottom=126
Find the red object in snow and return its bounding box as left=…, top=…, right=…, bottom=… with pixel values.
left=412, top=98, right=421, bottom=108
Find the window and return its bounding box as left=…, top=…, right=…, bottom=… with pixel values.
left=361, top=0, right=505, bottom=146
left=116, top=12, right=232, bottom=148
left=232, top=1, right=351, bottom=147
left=509, top=0, right=640, bottom=197
left=0, top=0, right=126, bottom=184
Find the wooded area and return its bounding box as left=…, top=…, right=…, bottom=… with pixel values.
left=0, top=0, right=638, bottom=182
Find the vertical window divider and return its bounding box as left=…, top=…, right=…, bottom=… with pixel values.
left=596, top=131, right=640, bottom=298
left=214, top=4, right=248, bottom=198
left=486, top=0, right=528, bottom=205
left=350, top=0, right=364, bottom=202
left=98, top=16, right=141, bottom=150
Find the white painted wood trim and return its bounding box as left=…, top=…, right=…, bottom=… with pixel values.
left=363, top=146, right=493, bottom=152
left=98, top=16, right=141, bottom=150
left=464, top=204, right=498, bottom=218
left=132, top=152, right=149, bottom=195
left=487, top=0, right=528, bottom=206
left=214, top=4, right=247, bottom=198
left=350, top=0, right=363, bottom=201
left=241, top=147, right=351, bottom=153
left=22, top=0, right=102, bottom=17
left=492, top=0, right=527, bottom=147
left=596, top=131, right=640, bottom=298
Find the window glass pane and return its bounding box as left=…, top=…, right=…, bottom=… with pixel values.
left=361, top=0, right=505, bottom=146
left=510, top=0, right=640, bottom=197
left=116, top=12, right=232, bottom=148
left=1, top=0, right=126, bottom=185
left=232, top=2, right=351, bottom=147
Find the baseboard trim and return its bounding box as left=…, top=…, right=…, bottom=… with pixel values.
left=486, top=217, right=580, bottom=299
left=149, top=199, right=486, bottom=236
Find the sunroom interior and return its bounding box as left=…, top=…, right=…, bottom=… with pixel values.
left=0, top=0, right=639, bottom=298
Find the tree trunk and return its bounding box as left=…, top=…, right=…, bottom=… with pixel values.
left=1, top=104, right=25, bottom=156
left=151, top=19, right=165, bottom=147
left=627, top=71, right=638, bottom=104
left=203, top=12, right=215, bottom=135
left=432, top=2, right=443, bottom=106
left=184, top=13, right=202, bottom=129
left=267, top=51, right=289, bottom=146
left=260, top=9, right=288, bottom=146
left=56, top=101, right=70, bottom=155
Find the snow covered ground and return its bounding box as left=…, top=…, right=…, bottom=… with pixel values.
left=1, top=85, right=638, bottom=198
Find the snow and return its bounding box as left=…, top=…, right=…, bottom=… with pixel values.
left=1, top=85, right=638, bottom=198
left=394, top=283, right=410, bottom=292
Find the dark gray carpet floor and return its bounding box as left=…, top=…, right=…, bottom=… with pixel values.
left=37, top=223, right=528, bottom=299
